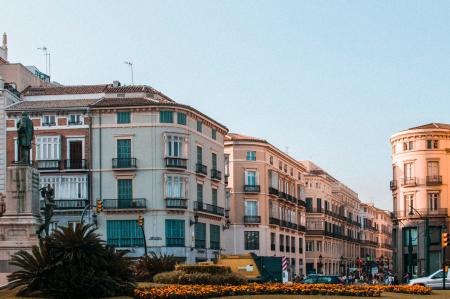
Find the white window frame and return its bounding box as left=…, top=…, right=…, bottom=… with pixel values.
left=42, top=115, right=56, bottom=126
left=164, top=134, right=187, bottom=158
left=66, top=137, right=85, bottom=160
left=428, top=193, right=439, bottom=211
left=36, top=135, right=61, bottom=161
left=68, top=114, right=84, bottom=126
left=244, top=170, right=259, bottom=186
left=164, top=174, right=188, bottom=199
left=245, top=200, right=258, bottom=216
left=40, top=175, right=88, bottom=200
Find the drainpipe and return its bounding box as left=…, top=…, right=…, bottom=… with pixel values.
left=99, top=111, right=102, bottom=199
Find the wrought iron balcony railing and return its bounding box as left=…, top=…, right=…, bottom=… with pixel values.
left=268, top=187, right=279, bottom=196
left=40, top=199, right=87, bottom=210
left=403, top=177, right=416, bottom=186
left=193, top=201, right=224, bottom=216
left=426, top=175, right=442, bottom=186
left=36, top=160, right=60, bottom=170
left=165, top=157, right=187, bottom=169
left=103, top=198, right=146, bottom=209
left=195, top=163, right=207, bottom=175
left=64, top=159, right=87, bottom=170
left=244, top=185, right=260, bottom=193
left=165, top=198, right=188, bottom=209
left=244, top=216, right=261, bottom=224
left=112, top=158, right=137, bottom=169
left=210, top=169, right=222, bottom=181
left=390, top=180, right=397, bottom=190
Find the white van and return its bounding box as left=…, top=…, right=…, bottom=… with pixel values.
left=408, top=269, right=450, bottom=289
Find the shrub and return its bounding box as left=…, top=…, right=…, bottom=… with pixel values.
left=153, top=270, right=247, bottom=285
left=134, top=253, right=177, bottom=281
left=153, top=270, right=183, bottom=284
left=176, top=264, right=231, bottom=275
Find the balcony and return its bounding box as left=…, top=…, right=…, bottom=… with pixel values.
left=165, top=157, right=187, bottom=169
left=42, top=121, right=56, bottom=126
left=210, top=169, right=222, bottom=181
left=402, top=177, right=416, bottom=187
left=64, top=159, right=87, bottom=170
left=244, top=185, right=260, bottom=193
left=68, top=120, right=82, bottom=126
left=36, top=160, right=60, bottom=170
left=279, top=192, right=288, bottom=200
left=392, top=208, right=448, bottom=219
left=165, top=198, right=188, bottom=209
left=298, top=199, right=306, bottom=207
left=390, top=180, right=397, bottom=191
left=427, top=175, right=442, bottom=186
left=268, top=187, right=279, bottom=196
left=269, top=217, right=280, bottom=225
left=103, top=198, right=146, bottom=210
left=107, top=238, right=144, bottom=248
left=305, top=229, right=325, bottom=235
left=244, top=216, right=261, bottom=224
left=40, top=199, right=87, bottom=210
left=195, top=163, right=207, bottom=176
left=112, top=158, right=137, bottom=169
left=193, top=201, right=224, bottom=216
left=298, top=225, right=306, bottom=232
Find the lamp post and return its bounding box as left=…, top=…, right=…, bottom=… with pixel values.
left=318, top=254, right=323, bottom=274
left=340, top=255, right=344, bottom=276
left=409, top=206, right=429, bottom=275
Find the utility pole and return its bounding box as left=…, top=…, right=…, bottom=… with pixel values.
left=124, top=61, right=134, bottom=85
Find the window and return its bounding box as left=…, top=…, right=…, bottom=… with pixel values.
left=404, top=162, right=414, bottom=179
left=299, top=237, right=303, bottom=253
left=177, top=112, right=187, bottom=125
left=246, top=151, right=256, bottom=161
left=40, top=175, right=87, bottom=200
left=279, top=161, right=282, bottom=170
left=195, top=222, right=206, bottom=248
left=117, top=112, right=131, bottom=124
left=160, top=110, right=173, bottom=123
left=429, top=226, right=442, bottom=245
left=165, top=135, right=185, bottom=158
left=166, top=219, right=185, bottom=247
left=212, top=188, right=218, bottom=206
left=211, top=128, right=217, bottom=140
left=270, top=233, right=276, bottom=251
left=269, top=156, right=273, bottom=165
left=290, top=168, right=293, bottom=176
left=212, top=153, right=217, bottom=169
left=197, top=146, right=202, bottom=163
left=428, top=193, right=439, bottom=211
left=197, top=120, right=202, bottom=132
left=36, top=136, right=61, bottom=160
left=210, top=224, right=220, bottom=249
left=306, top=241, right=314, bottom=252
left=107, top=220, right=143, bottom=247
left=197, top=183, right=203, bottom=202
left=409, top=141, right=414, bottom=150
left=116, top=139, right=132, bottom=167
left=317, top=241, right=322, bottom=252
left=166, top=175, right=186, bottom=199
left=280, top=234, right=285, bottom=251
left=245, top=170, right=258, bottom=186
left=404, top=194, right=414, bottom=213
left=42, top=115, right=56, bottom=126
left=427, top=161, right=439, bottom=177
left=286, top=235, right=290, bottom=252
left=244, top=231, right=259, bottom=250
left=68, top=114, right=82, bottom=125
left=403, top=227, right=418, bottom=246
left=427, top=140, right=439, bottom=149
left=245, top=201, right=258, bottom=216
left=291, top=237, right=296, bottom=253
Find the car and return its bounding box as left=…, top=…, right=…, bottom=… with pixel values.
left=408, top=269, right=450, bottom=289
left=300, top=275, right=343, bottom=284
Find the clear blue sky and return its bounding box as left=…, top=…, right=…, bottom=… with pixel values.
left=2, top=1, right=450, bottom=210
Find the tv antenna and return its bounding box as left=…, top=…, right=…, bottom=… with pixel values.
left=124, top=61, right=134, bottom=85
left=37, top=46, right=51, bottom=76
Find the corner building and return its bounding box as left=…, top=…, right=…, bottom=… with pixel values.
left=390, top=123, right=450, bottom=278
left=223, top=133, right=307, bottom=278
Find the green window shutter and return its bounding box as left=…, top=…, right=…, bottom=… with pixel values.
left=197, top=184, right=203, bottom=202
left=195, top=222, right=206, bottom=248
left=107, top=220, right=143, bottom=247
left=117, top=139, right=131, bottom=168
left=177, top=112, right=187, bottom=125
left=212, top=188, right=217, bottom=207
left=212, top=153, right=217, bottom=169
left=197, top=120, right=202, bottom=132
left=210, top=224, right=220, bottom=249
left=197, top=146, right=202, bottom=163
left=117, top=112, right=131, bottom=124
left=117, top=179, right=132, bottom=208
left=160, top=111, right=173, bottom=123
left=211, top=128, right=217, bottom=140
left=166, top=219, right=185, bottom=247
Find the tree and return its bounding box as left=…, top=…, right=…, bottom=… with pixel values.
left=8, top=224, right=135, bottom=298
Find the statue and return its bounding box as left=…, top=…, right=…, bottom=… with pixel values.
left=37, top=184, right=55, bottom=238
left=16, top=112, right=34, bottom=164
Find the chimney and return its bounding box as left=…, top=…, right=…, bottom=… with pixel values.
left=112, top=80, right=121, bottom=87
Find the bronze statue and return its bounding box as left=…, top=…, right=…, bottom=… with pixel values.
left=16, top=112, right=34, bottom=164
left=37, top=184, right=55, bottom=238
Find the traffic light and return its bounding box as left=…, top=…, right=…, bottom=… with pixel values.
left=138, top=215, right=144, bottom=227
left=442, top=233, right=449, bottom=248
left=96, top=199, right=103, bottom=213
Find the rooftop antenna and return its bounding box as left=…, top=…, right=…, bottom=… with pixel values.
left=124, top=61, right=134, bottom=85
left=37, top=46, right=51, bottom=76
left=285, top=146, right=289, bottom=154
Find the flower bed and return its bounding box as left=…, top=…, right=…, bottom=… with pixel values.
left=134, top=283, right=433, bottom=299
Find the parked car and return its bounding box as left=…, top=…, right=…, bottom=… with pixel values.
left=300, top=275, right=343, bottom=284
left=408, top=269, right=450, bottom=289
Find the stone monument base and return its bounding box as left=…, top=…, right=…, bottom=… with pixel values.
left=0, top=165, right=40, bottom=281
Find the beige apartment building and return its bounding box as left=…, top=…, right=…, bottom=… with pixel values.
left=302, top=161, right=362, bottom=276
left=360, top=203, right=379, bottom=260
left=374, top=207, right=393, bottom=268
left=223, top=133, right=307, bottom=278
left=390, top=123, right=450, bottom=278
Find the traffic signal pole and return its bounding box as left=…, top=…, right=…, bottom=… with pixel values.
left=138, top=216, right=147, bottom=256
left=442, top=232, right=448, bottom=290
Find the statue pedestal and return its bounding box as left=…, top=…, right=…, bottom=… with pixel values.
left=0, top=165, right=40, bottom=278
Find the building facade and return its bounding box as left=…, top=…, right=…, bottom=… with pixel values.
left=390, top=123, right=450, bottom=278
left=223, top=133, right=307, bottom=278
left=374, top=207, right=393, bottom=270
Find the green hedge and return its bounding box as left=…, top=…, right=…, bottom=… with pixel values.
left=175, top=264, right=231, bottom=275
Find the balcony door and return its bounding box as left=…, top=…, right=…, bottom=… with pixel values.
left=69, top=141, right=82, bottom=168
left=117, top=139, right=131, bottom=167
left=118, top=179, right=132, bottom=208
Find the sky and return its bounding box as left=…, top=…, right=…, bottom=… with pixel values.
left=2, top=1, right=450, bottom=210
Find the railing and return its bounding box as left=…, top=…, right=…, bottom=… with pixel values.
left=64, top=159, right=87, bottom=170
left=427, top=175, right=442, bottom=186
left=165, top=157, right=187, bottom=169
left=279, top=192, right=288, bottom=200
left=195, top=163, right=207, bottom=175
left=268, top=187, right=279, bottom=196
left=210, top=169, right=222, bottom=181
left=68, top=121, right=82, bottom=125
left=193, top=201, right=224, bottom=216
left=305, top=229, right=325, bottom=235
left=244, top=185, right=260, bottom=193
left=103, top=198, right=146, bottom=209
left=42, top=121, right=56, bottom=126
left=298, top=199, right=306, bottom=207
left=244, top=216, right=261, bottom=223
left=403, top=177, right=416, bottom=186
left=165, top=198, right=188, bottom=209
left=298, top=225, right=306, bottom=232
left=269, top=217, right=280, bottom=225
left=166, top=238, right=185, bottom=247
left=195, top=240, right=206, bottom=249
left=390, top=180, right=397, bottom=190
left=392, top=208, right=448, bottom=218
left=107, top=238, right=144, bottom=247
left=36, top=160, right=60, bottom=170
left=112, top=158, right=137, bottom=169
left=360, top=240, right=378, bottom=247
left=40, top=199, right=87, bottom=210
